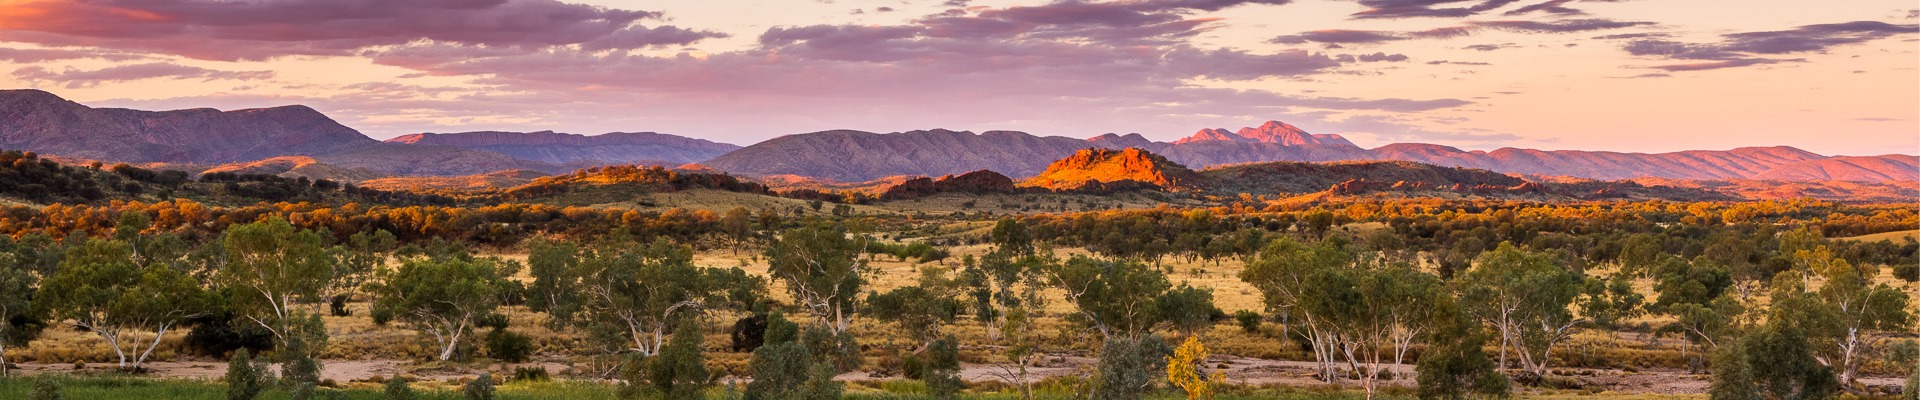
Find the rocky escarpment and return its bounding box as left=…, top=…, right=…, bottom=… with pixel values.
left=1021, top=148, right=1203, bottom=191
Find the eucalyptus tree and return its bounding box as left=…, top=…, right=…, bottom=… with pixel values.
left=1456, top=242, right=1628, bottom=377
left=370, top=255, right=515, bottom=361
left=1302, top=264, right=1446, bottom=399
left=528, top=237, right=764, bottom=356
left=961, top=220, right=1049, bottom=342
left=765, top=222, right=868, bottom=333
left=1238, top=236, right=1353, bottom=381
left=1039, top=253, right=1220, bottom=400
left=867, top=267, right=965, bottom=351
left=1042, top=255, right=1171, bottom=339
left=38, top=238, right=210, bottom=370
left=1794, top=246, right=1914, bottom=384
left=0, top=242, right=45, bottom=376
left=327, top=229, right=397, bottom=316
left=1649, top=256, right=1742, bottom=370
left=214, top=217, right=335, bottom=344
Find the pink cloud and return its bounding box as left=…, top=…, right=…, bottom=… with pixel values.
left=12, top=63, right=274, bottom=88
left=0, top=0, right=724, bottom=61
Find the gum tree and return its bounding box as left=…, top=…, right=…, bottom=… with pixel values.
left=529, top=237, right=764, bottom=356
left=0, top=243, right=44, bottom=376
left=1455, top=242, right=1589, bottom=377
left=370, top=255, right=513, bottom=361
left=215, top=218, right=335, bottom=343
left=765, top=223, right=868, bottom=333
left=1238, top=236, right=1352, bottom=381
left=39, top=239, right=209, bottom=370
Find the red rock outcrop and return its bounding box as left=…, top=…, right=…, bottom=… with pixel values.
left=1021, top=148, right=1203, bottom=191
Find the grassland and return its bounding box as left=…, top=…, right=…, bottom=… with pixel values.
left=1841, top=229, right=1920, bottom=243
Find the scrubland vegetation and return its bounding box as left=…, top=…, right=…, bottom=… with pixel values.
left=0, top=154, right=1916, bottom=400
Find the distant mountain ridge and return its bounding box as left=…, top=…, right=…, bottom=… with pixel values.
left=699, top=121, right=1913, bottom=184
left=386, top=130, right=740, bottom=166
left=698, top=129, right=1107, bottom=181
left=1, top=89, right=1911, bottom=186
left=0, top=89, right=372, bottom=163
left=1174, top=120, right=1356, bottom=147
left=0, top=90, right=722, bottom=179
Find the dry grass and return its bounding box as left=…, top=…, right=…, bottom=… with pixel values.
left=1839, top=229, right=1920, bottom=243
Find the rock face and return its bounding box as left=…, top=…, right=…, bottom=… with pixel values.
left=386, top=130, right=740, bottom=166
left=1021, top=148, right=1203, bottom=191
left=0, top=89, right=373, bottom=163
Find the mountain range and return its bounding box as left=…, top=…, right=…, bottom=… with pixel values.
left=703, top=121, right=1915, bottom=183
left=1, top=89, right=1913, bottom=188
left=386, top=130, right=739, bottom=167
left=0, top=89, right=740, bottom=178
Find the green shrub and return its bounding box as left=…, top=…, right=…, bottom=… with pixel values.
left=225, top=349, right=268, bottom=400
left=384, top=376, right=416, bottom=400
left=512, top=366, right=551, bottom=383
left=925, top=335, right=964, bottom=400
left=29, top=375, right=62, bottom=400
left=464, top=373, right=495, bottom=400
left=1092, top=335, right=1171, bottom=400
left=901, top=354, right=925, bottom=380
left=649, top=320, right=711, bottom=400
left=1903, top=363, right=1918, bottom=400
left=1233, top=310, right=1261, bottom=334
left=484, top=328, right=534, bottom=363
left=743, top=312, right=843, bottom=400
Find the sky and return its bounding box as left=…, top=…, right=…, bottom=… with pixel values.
left=0, top=0, right=1914, bottom=156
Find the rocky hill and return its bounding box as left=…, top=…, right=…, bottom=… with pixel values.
left=1021, top=148, right=1204, bottom=191
left=386, top=130, right=739, bottom=166
left=878, top=170, right=1019, bottom=200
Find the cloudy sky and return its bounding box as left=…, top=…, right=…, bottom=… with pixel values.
left=0, top=0, right=1914, bottom=155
